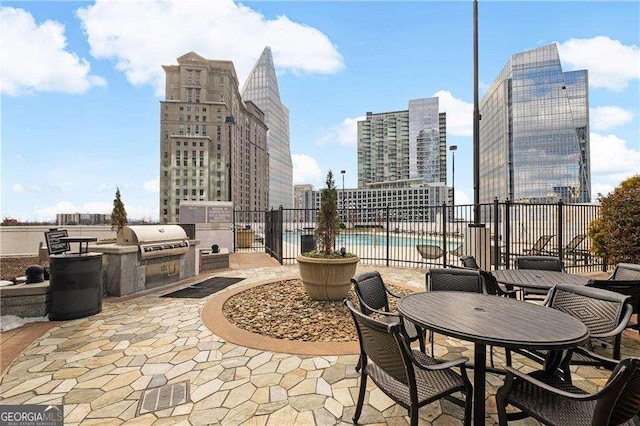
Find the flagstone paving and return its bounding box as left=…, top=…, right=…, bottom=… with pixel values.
left=1, top=258, right=638, bottom=425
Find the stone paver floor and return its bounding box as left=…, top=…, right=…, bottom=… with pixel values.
left=1, top=256, right=638, bottom=425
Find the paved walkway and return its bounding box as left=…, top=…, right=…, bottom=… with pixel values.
left=1, top=253, right=638, bottom=425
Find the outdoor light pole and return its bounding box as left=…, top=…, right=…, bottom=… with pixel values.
left=449, top=145, right=457, bottom=206
left=340, top=170, right=346, bottom=220
left=473, top=0, right=481, bottom=224
left=225, top=115, right=235, bottom=203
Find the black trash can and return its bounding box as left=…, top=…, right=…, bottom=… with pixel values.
left=301, top=230, right=315, bottom=254
left=49, top=253, right=102, bottom=320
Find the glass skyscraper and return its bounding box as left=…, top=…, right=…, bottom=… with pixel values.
left=479, top=43, right=590, bottom=204
left=242, top=47, right=293, bottom=209
left=358, top=97, right=447, bottom=188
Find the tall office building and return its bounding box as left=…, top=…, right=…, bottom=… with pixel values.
left=479, top=43, right=590, bottom=204
left=242, top=47, right=294, bottom=209
left=357, top=97, right=447, bottom=188
left=159, top=52, right=269, bottom=224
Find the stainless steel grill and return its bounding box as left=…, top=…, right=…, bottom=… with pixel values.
left=117, top=225, right=190, bottom=260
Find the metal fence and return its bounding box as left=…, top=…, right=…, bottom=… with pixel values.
left=234, top=201, right=604, bottom=273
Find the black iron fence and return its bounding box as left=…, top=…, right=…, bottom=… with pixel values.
left=234, top=201, right=604, bottom=273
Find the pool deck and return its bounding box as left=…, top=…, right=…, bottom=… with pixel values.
left=1, top=252, right=637, bottom=425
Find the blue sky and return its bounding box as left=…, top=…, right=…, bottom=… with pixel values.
left=1, top=0, right=639, bottom=222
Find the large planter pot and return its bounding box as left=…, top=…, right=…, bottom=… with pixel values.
left=236, top=229, right=255, bottom=248
left=296, top=254, right=360, bottom=301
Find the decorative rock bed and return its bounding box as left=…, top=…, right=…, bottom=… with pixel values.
left=222, top=278, right=417, bottom=342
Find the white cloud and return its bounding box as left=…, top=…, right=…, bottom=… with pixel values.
left=315, top=116, right=364, bottom=147
left=292, top=154, right=322, bottom=187
left=143, top=179, right=159, bottom=193
left=590, top=106, right=635, bottom=131
left=77, top=0, right=344, bottom=95
left=557, top=36, right=640, bottom=91
left=35, top=201, right=79, bottom=220
left=433, top=90, right=473, bottom=137
left=0, top=7, right=106, bottom=96
left=31, top=200, right=156, bottom=222
left=11, top=183, right=41, bottom=193
left=589, top=132, right=640, bottom=199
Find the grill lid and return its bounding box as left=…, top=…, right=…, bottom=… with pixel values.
left=117, top=225, right=188, bottom=245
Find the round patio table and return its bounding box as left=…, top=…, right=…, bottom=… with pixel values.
left=398, top=291, right=589, bottom=426
left=491, top=269, right=590, bottom=292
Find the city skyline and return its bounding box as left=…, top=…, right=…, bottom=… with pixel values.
left=1, top=1, right=639, bottom=221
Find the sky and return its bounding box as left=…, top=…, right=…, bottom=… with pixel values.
left=1, top=0, right=639, bottom=222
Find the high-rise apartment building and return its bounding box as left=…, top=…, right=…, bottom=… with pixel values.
left=242, top=47, right=294, bottom=209
left=159, top=52, right=269, bottom=223
left=357, top=97, right=447, bottom=188
left=479, top=43, right=590, bottom=204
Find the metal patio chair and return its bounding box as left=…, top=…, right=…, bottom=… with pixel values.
left=459, top=255, right=480, bottom=270
left=516, top=255, right=564, bottom=300
left=344, top=299, right=473, bottom=426
left=550, top=234, right=588, bottom=264
left=351, top=271, right=426, bottom=355
left=425, top=268, right=486, bottom=355
left=510, top=283, right=633, bottom=379
left=416, top=244, right=445, bottom=261
left=587, top=262, right=640, bottom=336
left=496, top=352, right=640, bottom=426
left=522, top=234, right=555, bottom=256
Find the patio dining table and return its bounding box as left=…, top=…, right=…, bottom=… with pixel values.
left=398, top=291, right=589, bottom=426
left=491, top=269, right=591, bottom=294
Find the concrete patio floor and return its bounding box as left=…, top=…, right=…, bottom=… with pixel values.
left=1, top=253, right=638, bottom=425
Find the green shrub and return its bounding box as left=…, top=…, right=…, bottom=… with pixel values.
left=588, top=175, right=640, bottom=264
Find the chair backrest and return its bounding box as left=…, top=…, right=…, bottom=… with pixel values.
left=587, top=279, right=640, bottom=315
left=416, top=244, right=445, bottom=260
left=351, top=271, right=389, bottom=315
left=611, top=263, right=640, bottom=280
left=528, top=234, right=554, bottom=255
left=459, top=255, right=480, bottom=270
left=516, top=255, right=564, bottom=272
left=344, top=299, right=413, bottom=386
left=547, top=284, right=631, bottom=336
left=565, top=234, right=586, bottom=252
left=592, top=357, right=640, bottom=425
left=427, top=268, right=485, bottom=293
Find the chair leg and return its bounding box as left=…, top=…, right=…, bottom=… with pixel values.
left=409, top=406, right=419, bottom=426
left=505, top=348, right=512, bottom=367
left=490, top=345, right=495, bottom=368
left=353, top=371, right=367, bottom=423
left=430, top=335, right=435, bottom=357
left=418, top=328, right=426, bottom=354
left=463, top=389, right=473, bottom=426
left=355, top=355, right=362, bottom=373
left=495, top=378, right=512, bottom=426
left=613, top=337, right=621, bottom=360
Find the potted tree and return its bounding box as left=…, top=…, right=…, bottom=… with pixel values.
left=296, top=170, right=359, bottom=300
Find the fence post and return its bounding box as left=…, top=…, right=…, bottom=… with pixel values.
left=493, top=198, right=499, bottom=269
left=504, top=199, right=511, bottom=269
left=557, top=200, right=564, bottom=262
left=442, top=203, right=448, bottom=267
left=386, top=205, right=390, bottom=267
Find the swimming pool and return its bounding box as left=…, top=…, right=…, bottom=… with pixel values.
left=283, top=231, right=461, bottom=250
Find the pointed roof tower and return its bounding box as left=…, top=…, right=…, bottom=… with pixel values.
left=242, top=47, right=293, bottom=209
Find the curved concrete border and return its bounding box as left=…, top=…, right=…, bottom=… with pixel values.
left=201, top=276, right=360, bottom=356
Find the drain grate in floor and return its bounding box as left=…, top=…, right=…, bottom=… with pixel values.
left=137, top=381, right=190, bottom=415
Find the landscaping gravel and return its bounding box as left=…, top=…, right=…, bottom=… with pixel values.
left=222, top=279, right=417, bottom=342
left=1, top=256, right=39, bottom=281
